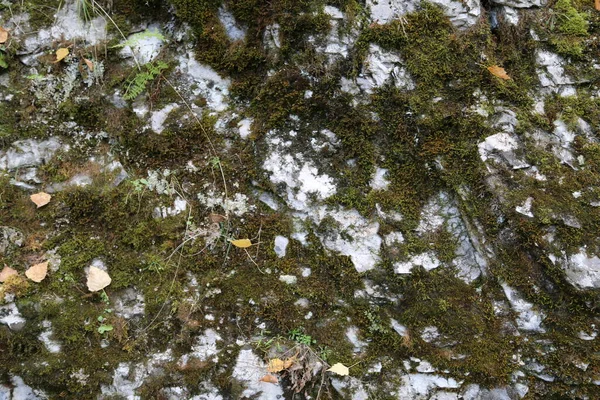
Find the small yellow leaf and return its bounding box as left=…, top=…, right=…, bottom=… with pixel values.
left=87, top=266, right=112, bottom=292
left=83, top=58, right=94, bottom=71
left=327, top=363, right=350, bottom=376
left=30, top=192, right=51, bottom=208
left=259, top=374, right=278, bottom=384
left=0, top=266, right=18, bottom=283
left=0, top=27, right=8, bottom=44
left=267, top=359, right=286, bottom=373
left=25, top=261, right=48, bottom=283
left=487, top=65, right=511, bottom=80
left=55, top=47, right=69, bottom=62
left=231, top=239, right=252, bottom=248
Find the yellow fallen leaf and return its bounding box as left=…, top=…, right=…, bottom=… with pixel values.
left=487, top=65, right=511, bottom=80
left=55, top=47, right=69, bottom=62
left=30, top=192, right=51, bottom=208
left=231, top=239, right=252, bottom=248
left=25, top=261, right=48, bottom=283
left=267, top=359, right=285, bottom=373
left=83, top=58, right=94, bottom=71
left=259, top=374, right=278, bottom=384
left=327, top=363, right=350, bottom=376
left=0, top=27, right=8, bottom=44
left=0, top=266, right=18, bottom=282
left=87, top=266, right=112, bottom=292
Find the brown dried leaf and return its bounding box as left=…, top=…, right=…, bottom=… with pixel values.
left=55, top=47, right=69, bottom=62
left=283, top=357, right=296, bottom=369
left=487, top=65, right=511, bottom=80
left=231, top=239, right=252, bottom=248
left=25, top=261, right=48, bottom=283
left=87, top=266, right=112, bottom=292
left=30, top=192, right=51, bottom=208
left=259, top=374, right=278, bottom=384
left=0, top=27, right=8, bottom=44
left=83, top=58, right=94, bottom=71
left=209, top=213, right=227, bottom=223
left=0, top=266, right=18, bottom=282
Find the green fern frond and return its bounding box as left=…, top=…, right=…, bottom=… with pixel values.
left=123, top=60, right=169, bottom=101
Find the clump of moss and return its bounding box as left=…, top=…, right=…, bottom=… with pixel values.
left=0, top=274, right=30, bottom=301
left=549, top=0, right=590, bottom=57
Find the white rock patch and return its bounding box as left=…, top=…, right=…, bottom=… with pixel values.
left=536, top=50, right=575, bottom=96
left=101, top=350, right=173, bottom=399
left=370, top=167, right=390, bottom=190
left=238, top=118, right=253, bottom=139
left=554, top=249, right=600, bottom=289
left=355, top=44, right=415, bottom=94
left=119, top=26, right=165, bottom=65
left=367, top=0, right=419, bottom=24
left=218, top=7, right=246, bottom=41
left=38, top=320, right=61, bottom=353
left=394, top=252, right=441, bottom=274
left=0, top=138, right=62, bottom=171
left=516, top=197, right=534, bottom=218
left=154, top=197, right=187, bottom=218
left=394, top=373, right=460, bottom=399
left=150, top=103, right=179, bottom=133
left=273, top=236, right=289, bottom=258
left=263, top=148, right=336, bottom=212
left=501, top=283, right=545, bottom=332
left=177, top=52, right=231, bottom=112
left=0, top=303, right=26, bottom=331
left=232, top=349, right=284, bottom=399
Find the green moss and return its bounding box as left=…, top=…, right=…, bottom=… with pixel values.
left=554, top=0, right=589, bottom=36
left=544, top=0, right=590, bottom=57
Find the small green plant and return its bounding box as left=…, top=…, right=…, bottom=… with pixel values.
left=97, top=291, right=113, bottom=334
left=142, top=254, right=166, bottom=274
left=123, top=60, right=169, bottom=101
left=254, top=329, right=284, bottom=353
left=76, top=0, right=97, bottom=22
left=209, top=156, right=221, bottom=169
left=317, top=345, right=332, bottom=362
left=0, top=52, right=7, bottom=69
left=365, top=308, right=389, bottom=335
left=131, top=178, right=149, bottom=192
left=289, top=328, right=316, bottom=346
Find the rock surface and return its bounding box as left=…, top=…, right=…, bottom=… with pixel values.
left=1, top=0, right=599, bottom=399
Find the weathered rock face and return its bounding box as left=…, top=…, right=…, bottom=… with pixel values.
left=1, top=0, right=599, bottom=399
left=491, top=0, right=545, bottom=7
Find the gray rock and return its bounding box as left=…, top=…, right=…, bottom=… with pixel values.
left=6, top=376, right=47, bottom=400
left=0, top=227, right=24, bottom=255
left=0, top=303, right=26, bottom=331
left=0, top=138, right=62, bottom=171
left=367, top=0, right=480, bottom=29
left=490, top=0, right=545, bottom=7
left=560, top=250, right=600, bottom=289
left=113, top=288, right=146, bottom=320
left=430, top=0, right=481, bottom=29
